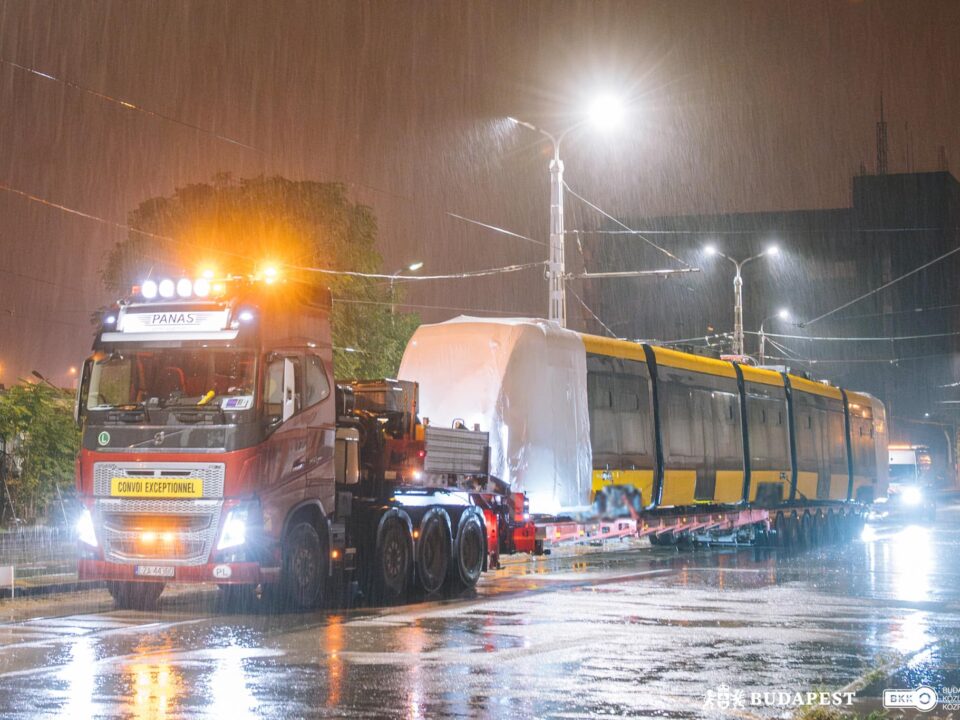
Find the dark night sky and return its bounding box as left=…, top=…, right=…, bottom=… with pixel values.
left=1, top=0, right=959, bottom=386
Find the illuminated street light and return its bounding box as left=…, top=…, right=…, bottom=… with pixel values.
left=508, top=93, right=626, bottom=327
left=759, top=308, right=792, bottom=365
left=703, top=245, right=782, bottom=357
left=588, top=94, right=625, bottom=131
left=391, top=261, right=424, bottom=315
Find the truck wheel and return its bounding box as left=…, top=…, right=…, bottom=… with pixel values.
left=376, top=517, right=412, bottom=602
left=281, top=522, right=328, bottom=611
left=446, top=511, right=485, bottom=594
left=107, top=581, right=164, bottom=611
left=416, top=510, right=451, bottom=595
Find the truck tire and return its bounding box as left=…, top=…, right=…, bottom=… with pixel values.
left=416, top=509, right=451, bottom=596
left=107, top=581, right=164, bottom=611
left=446, top=511, right=485, bottom=594
left=375, top=516, right=412, bottom=602
left=281, top=522, right=328, bottom=611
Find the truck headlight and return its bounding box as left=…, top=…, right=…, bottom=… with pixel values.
left=77, top=508, right=98, bottom=547
left=902, top=486, right=923, bottom=506
left=217, top=507, right=248, bottom=550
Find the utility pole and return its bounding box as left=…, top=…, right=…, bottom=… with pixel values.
left=548, top=145, right=566, bottom=327
left=704, top=245, right=780, bottom=358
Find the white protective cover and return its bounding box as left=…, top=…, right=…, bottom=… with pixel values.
left=398, top=317, right=591, bottom=514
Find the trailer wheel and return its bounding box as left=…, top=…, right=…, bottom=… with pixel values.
left=446, top=511, right=485, bottom=594
left=788, top=513, right=803, bottom=548
left=416, top=510, right=451, bottom=595
left=376, top=516, right=412, bottom=602
left=799, top=512, right=814, bottom=549
left=813, top=512, right=827, bottom=546
left=281, top=522, right=328, bottom=611
left=107, top=581, right=164, bottom=611
left=773, top=513, right=788, bottom=548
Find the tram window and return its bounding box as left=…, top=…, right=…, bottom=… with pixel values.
left=661, top=383, right=695, bottom=457
left=588, top=373, right=614, bottom=409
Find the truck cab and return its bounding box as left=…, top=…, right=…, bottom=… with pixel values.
left=885, top=445, right=936, bottom=520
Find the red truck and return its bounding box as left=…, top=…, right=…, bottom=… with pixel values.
left=74, top=275, right=506, bottom=610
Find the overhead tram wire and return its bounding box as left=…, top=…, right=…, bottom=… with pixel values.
left=0, top=180, right=546, bottom=284
left=760, top=329, right=960, bottom=343
left=445, top=213, right=544, bottom=246
left=0, top=57, right=540, bottom=252
left=567, top=286, right=619, bottom=339
left=0, top=58, right=261, bottom=152
left=333, top=297, right=534, bottom=316
left=561, top=182, right=692, bottom=268
left=568, top=227, right=942, bottom=237
left=801, top=239, right=960, bottom=328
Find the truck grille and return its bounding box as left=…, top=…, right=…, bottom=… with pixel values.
left=94, top=498, right=222, bottom=566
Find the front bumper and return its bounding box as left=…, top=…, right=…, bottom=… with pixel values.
left=78, top=558, right=281, bottom=585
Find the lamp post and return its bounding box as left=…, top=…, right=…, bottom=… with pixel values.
left=390, top=261, right=423, bottom=315
left=758, top=308, right=791, bottom=366
left=508, top=95, right=624, bottom=328
left=704, top=244, right=780, bottom=357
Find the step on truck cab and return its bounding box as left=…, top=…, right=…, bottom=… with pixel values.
left=74, top=274, right=493, bottom=610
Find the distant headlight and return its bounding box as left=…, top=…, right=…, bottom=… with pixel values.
left=217, top=507, right=248, bottom=550
left=902, top=486, right=923, bottom=506
left=77, top=508, right=98, bottom=547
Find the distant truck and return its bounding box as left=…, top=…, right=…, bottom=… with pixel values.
left=884, top=444, right=936, bottom=519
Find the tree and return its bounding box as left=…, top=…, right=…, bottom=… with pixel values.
left=102, top=174, right=419, bottom=379
left=0, top=383, right=79, bottom=521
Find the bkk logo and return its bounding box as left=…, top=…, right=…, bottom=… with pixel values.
left=883, top=686, right=939, bottom=712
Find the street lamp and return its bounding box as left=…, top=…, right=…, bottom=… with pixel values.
left=703, top=244, right=780, bottom=357
left=508, top=95, right=625, bottom=327
left=758, top=308, right=791, bottom=366
left=390, top=261, right=423, bottom=315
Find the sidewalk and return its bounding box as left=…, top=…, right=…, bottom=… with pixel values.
left=0, top=525, right=102, bottom=599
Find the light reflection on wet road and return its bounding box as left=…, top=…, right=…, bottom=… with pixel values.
left=1, top=505, right=959, bottom=719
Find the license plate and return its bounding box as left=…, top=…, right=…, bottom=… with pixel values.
left=111, top=477, right=203, bottom=498
left=135, top=565, right=175, bottom=578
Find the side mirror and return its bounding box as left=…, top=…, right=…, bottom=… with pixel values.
left=74, top=359, right=93, bottom=427
left=282, top=357, right=296, bottom=422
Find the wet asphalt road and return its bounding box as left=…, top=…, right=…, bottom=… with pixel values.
left=1, top=505, right=959, bottom=719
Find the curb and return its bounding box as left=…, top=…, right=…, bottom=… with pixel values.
left=0, top=579, right=104, bottom=600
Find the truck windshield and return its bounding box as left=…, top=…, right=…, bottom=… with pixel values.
left=86, top=349, right=256, bottom=410
left=888, top=464, right=918, bottom=483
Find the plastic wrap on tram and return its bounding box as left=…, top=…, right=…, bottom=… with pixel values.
left=398, top=316, right=592, bottom=514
